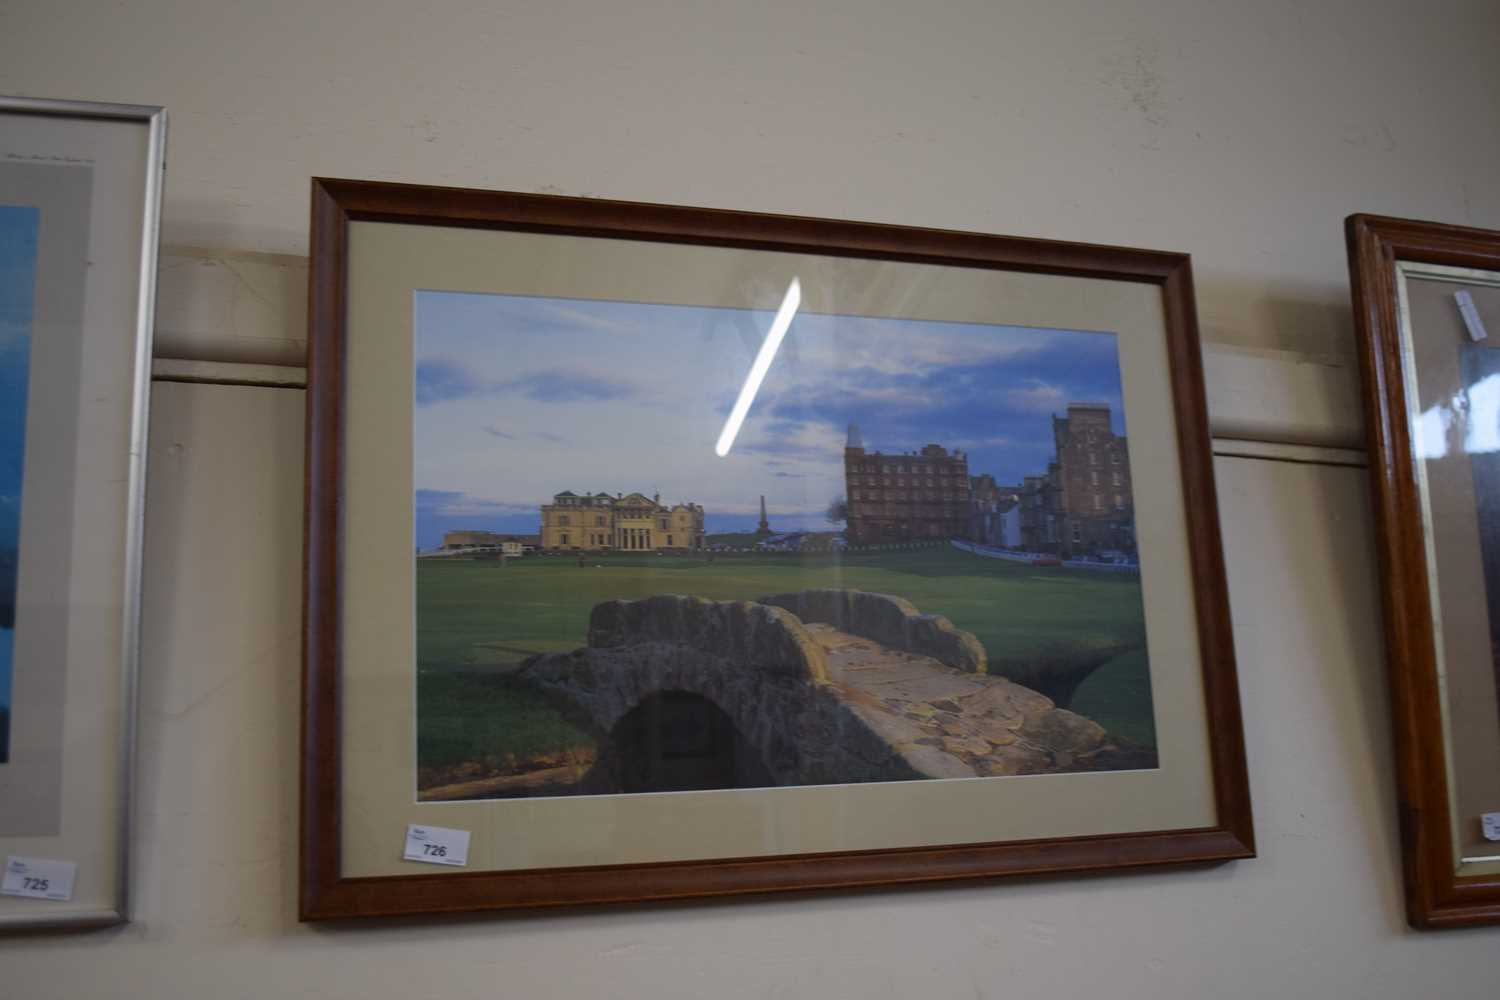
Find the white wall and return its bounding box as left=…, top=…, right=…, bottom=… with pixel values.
left=10, top=386, right=1490, bottom=1000
left=6, top=0, right=1500, bottom=359
left=3, top=2, right=1500, bottom=996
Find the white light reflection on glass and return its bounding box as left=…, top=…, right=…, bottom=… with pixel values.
left=1413, top=373, right=1500, bottom=460
left=1463, top=373, right=1500, bottom=455
left=714, top=277, right=801, bottom=458
left=1415, top=402, right=1453, bottom=460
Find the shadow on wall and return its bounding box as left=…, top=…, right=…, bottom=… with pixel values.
left=1194, top=277, right=1357, bottom=358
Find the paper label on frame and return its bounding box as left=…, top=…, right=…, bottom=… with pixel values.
left=403, top=824, right=470, bottom=866
left=1483, top=812, right=1500, bottom=842
left=1456, top=289, right=1489, bottom=341
left=1, top=856, right=77, bottom=901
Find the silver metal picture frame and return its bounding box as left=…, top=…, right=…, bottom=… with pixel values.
left=0, top=95, right=165, bottom=929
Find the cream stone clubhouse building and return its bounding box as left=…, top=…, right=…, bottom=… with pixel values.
left=540, top=491, right=706, bottom=552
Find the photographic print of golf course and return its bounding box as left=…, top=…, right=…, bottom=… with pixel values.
left=413, top=290, right=1157, bottom=801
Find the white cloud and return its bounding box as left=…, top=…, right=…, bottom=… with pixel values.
left=1005, top=379, right=1066, bottom=413
left=774, top=318, right=1043, bottom=382
left=1465, top=376, right=1500, bottom=455
left=948, top=434, right=1013, bottom=449
left=421, top=494, right=537, bottom=517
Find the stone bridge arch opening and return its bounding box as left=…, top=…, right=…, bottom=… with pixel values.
left=589, top=690, right=776, bottom=794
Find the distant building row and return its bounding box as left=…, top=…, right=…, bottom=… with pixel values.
left=843, top=403, right=1135, bottom=558
left=437, top=531, right=539, bottom=557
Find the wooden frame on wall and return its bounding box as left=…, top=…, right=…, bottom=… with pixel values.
left=301, top=178, right=1254, bottom=920
left=1347, top=213, right=1500, bottom=928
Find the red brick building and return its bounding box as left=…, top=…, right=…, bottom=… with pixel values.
left=843, top=424, right=972, bottom=543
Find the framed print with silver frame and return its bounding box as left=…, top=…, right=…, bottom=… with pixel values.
left=1348, top=214, right=1500, bottom=928
left=0, top=96, right=165, bottom=929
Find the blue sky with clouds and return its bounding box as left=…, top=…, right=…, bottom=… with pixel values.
left=413, top=290, right=1125, bottom=549
left=1, top=205, right=40, bottom=716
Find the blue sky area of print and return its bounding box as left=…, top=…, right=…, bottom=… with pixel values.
left=1, top=204, right=42, bottom=720
left=412, top=291, right=1127, bottom=549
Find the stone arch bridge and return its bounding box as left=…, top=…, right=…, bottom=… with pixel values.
left=516, top=589, right=1147, bottom=790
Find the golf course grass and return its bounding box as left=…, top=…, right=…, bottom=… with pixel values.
left=416, top=545, right=1157, bottom=781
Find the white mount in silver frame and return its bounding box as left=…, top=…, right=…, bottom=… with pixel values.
left=0, top=96, right=165, bottom=929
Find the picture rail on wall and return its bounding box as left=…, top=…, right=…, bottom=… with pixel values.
left=302, top=178, right=1254, bottom=920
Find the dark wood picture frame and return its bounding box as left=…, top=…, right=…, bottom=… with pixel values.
left=301, top=177, right=1254, bottom=921
left=1347, top=213, right=1500, bottom=929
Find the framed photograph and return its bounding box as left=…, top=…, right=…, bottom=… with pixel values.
left=302, top=178, right=1253, bottom=920
left=1347, top=213, right=1500, bottom=928
left=0, top=97, right=165, bottom=928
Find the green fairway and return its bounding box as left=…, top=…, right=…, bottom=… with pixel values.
left=416, top=546, right=1156, bottom=778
